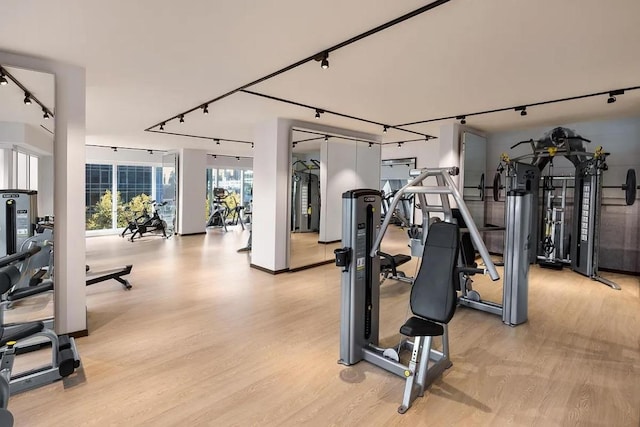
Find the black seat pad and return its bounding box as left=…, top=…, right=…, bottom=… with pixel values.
left=399, top=316, right=443, bottom=337
left=7, top=281, right=54, bottom=302
left=380, top=254, right=411, bottom=270
left=0, top=322, right=45, bottom=347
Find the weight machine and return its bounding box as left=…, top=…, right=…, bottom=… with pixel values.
left=335, top=168, right=504, bottom=413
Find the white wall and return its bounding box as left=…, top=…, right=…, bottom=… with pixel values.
left=177, top=148, right=207, bottom=235
left=38, top=154, right=54, bottom=215
left=0, top=50, right=87, bottom=335
left=319, top=139, right=381, bottom=242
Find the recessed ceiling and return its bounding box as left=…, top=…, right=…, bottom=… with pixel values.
left=1, top=0, right=639, bottom=155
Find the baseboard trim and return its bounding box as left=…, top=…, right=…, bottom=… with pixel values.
left=69, top=329, right=89, bottom=338
left=288, top=259, right=334, bottom=272
left=176, top=231, right=206, bottom=236
left=318, top=239, right=341, bottom=245
left=250, top=264, right=289, bottom=275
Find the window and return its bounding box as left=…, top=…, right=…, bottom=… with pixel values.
left=85, top=163, right=162, bottom=233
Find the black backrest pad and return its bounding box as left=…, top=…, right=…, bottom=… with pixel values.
left=0, top=265, right=21, bottom=294
left=410, top=222, right=459, bottom=324
left=451, top=208, right=475, bottom=266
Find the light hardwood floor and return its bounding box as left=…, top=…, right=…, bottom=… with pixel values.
left=6, top=226, right=640, bottom=426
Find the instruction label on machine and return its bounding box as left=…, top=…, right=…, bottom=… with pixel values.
left=16, top=210, right=29, bottom=236
left=580, top=184, right=590, bottom=242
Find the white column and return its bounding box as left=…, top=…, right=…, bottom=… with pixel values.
left=177, top=149, right=207, bottom=235
left=251, top=118, right=290, bottom=272
left=0, top=51, right=88, bottom=335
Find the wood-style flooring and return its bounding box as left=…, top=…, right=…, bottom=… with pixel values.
left=6, top=226, right=640, bottom=426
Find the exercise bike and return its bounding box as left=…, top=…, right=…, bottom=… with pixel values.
left=206, top=188, right=231, bottom=231
left=128, top=200, right=169, bottom=241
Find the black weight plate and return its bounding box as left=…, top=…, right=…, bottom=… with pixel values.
left=626, top=169, right=636, bottom=206
left=493, top=172, right=501, bottom=202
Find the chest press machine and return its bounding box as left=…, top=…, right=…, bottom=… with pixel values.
left=335, top=167, right=501, bottom=414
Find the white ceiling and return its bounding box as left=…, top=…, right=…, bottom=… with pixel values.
left=1, top=0, right=639, bottom=156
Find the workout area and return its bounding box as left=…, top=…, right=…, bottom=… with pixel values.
left=1, top=2, right=640, bottom=426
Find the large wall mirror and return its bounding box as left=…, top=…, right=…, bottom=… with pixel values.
left=380, top=157, right=417, bottom=227
left=289, top=128, right=381, bottom=270
left=460, top=132, right=487, bottom=226
left=0, top=65, right=55, bottom=324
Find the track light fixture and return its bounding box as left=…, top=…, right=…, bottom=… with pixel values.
left=398, top=142, right=403, bottom=148
left=324, top=135, right=329, bottom=142
left=213, top=155, right=217, bottom=159
left=314, top=51, right=330, bottom=69
left=292, top=142, right=297, bottom=148
left=112, top=147, right=117, bottom=152
left=148, top=150, right=154, bottom=154
left=214, top=139, right=220, bottom=145
left=202, top=104, right=209, bottom=115
left=236, top=157, right=240, bottom=161
left=0, top=71, right=7, bottom=86
left=515, top=106, right=527, bottom=116
left=159, top=122, right=165, bottom=131
left=315, top=109, right=323, bottom=119
left=607, top=89, right=625, bottom=104
left=179, top=115, right=185, bottom=123
left=251, top=143, right=254, bottom=149
left=23, top=92, right=31, bottom=105
left=43, top=109, right=49, bottom=120
left=456, top=115, right=466, bottom=125
left=368, top=142, right=373, bottom=148
left=383, top=125, right=388, bottom=133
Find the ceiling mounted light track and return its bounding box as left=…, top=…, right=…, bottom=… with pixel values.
left=395, top=84, right=640, bottom=128
left=23, top=92, right=32, bottom=105
left=145, top=0, right=452, bottom=135
left=0, top=65, right=54, bottom=120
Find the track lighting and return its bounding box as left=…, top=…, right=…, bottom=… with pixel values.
left=368, top=142, right=373, bottom=148
left=148, top=150, right=154, bottom=154
left=43, top=109, right=49, bottom=120
left=383, top=126, right=388, bottom=133
left=213, top=155, right=217, bottom=159
left=236, top=157, right=240, bottom=161
left=0, top=71, right=7, bottom=86
left=215, top=139, right=220, bottom=145
left=179, top=115, right=185, bottom=123
left=251, top=143, right=254, bottom=148
left=112, top=147, right=117, bottom=152
left=515, top=106, right=527, bottom=116
left=320, top=52, right=329, bottom=69
left=324, top=135, right=329, bottom=142
left=608, top=89, right=624, bottom=104
left=23, top=92, right=31, bottom=105
left=315, top=109, right=322, bottom=119
left=456, top=115, right=466, bottom=125
left=159, top=122, right=165, bottom=131
left=398, top=142, right=403, bottom=148
left=202, top=104, right=209, bottom=115
left=292, top=142, right=297, bottom=148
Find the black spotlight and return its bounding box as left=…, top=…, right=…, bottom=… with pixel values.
left=315, top=109, right=322, bottom=119
left=179, top=115, right=185, bottom=123
left=607, top=96, right=616, bottom=104
left=515, top=106, right=527, bottom=116
left=215, top=139, right=220, bottom=145
left=520, top=109, right=527, bottom=116
left=43, top=109, right=50, bottom=120
left=23, top=92, right=32, bottom=105
left=236, top=157, right=240, bottom=161
left=608, top=89, right=625, bottom=104
left=251, top=143, right=254, bottom=149
left=398, top=142, right=403, bottom=148
left=368, top=142, right=373, bottom=148
left=383, top=125, right=388, bottom=133
left=203, top=104, right=209, bottom=114
left=0, top=72, right=7, bottom=86
left=159, top=122, right=165, bottom=131
left=148, top=150, right=154, bottom=154
left=324, top=135, right=329, bottom=142
left=456, top=115, right=467, bottom=125
left=321, top=52, right=329, bottom=69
